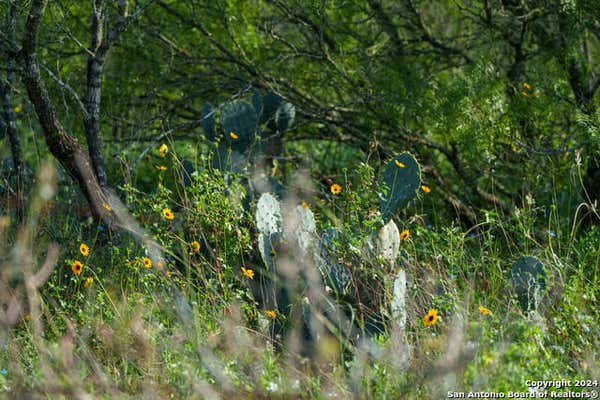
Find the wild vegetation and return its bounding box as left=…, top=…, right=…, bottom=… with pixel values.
left=1, top=0, right=599, bottom=398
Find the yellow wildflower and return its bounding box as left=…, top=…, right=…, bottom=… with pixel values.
left=423, top=309, right=438, bottom=326
left=84, top=277, right=94, bottom=288
left=400, top=229, right=410, bottom=241
left=162, top=208, right=175, bottom=220
left=330, top=183, right=342, bottom=195
left=156, top=165, right=168, bottom=171
left=522, top=82, right=532, bottom=91
left=143, top=257, right=152, bottom=269
left=479, top=305, right=490, bottom=316
left=241, top=267, right=255, bottom=280
left=229, top=132, right=239, bottom=140
left=191, top=240, right=201, bottom=253
left=301, top=201, right=309, bottom=209
left=79, top=243, right=90, bottom=257
left=71, top=260, right=83, bottom=275
left=421, top=185, right=431, bottom=193
left=159, top=143, right=168, bottom=157
left=265, top=310, right=277, bottom=320
left=394, top=159, right=405, bottom=168
left=102, top=202, right=112, bottom=211
left=13, top=105, right=21, bottom=113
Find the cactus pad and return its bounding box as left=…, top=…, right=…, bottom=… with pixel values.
left=510, top=256, right=546, bottom=312
left=379, top=153, right=421, bottom=222
left=315, top=228, right=351, bottom=296
left=256, top=193, right=283, bottom=271
left=366, top=219, right=400, bottom=264
left=220, top=100, right=258, bottom=153
left=390, top=269, right=407, bottom=330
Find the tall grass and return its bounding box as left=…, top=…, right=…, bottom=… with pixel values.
left=1, top=151, right=598, bottom=399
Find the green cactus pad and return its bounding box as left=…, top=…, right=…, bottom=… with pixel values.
left=275, top=101, right=295, bottom=133
left=259, top=93, right=282, bottom=126
left=220, top=100, right=258, bottom=153
left=256, top=93, right=295, bottom=134
left=211, top=144, right=246, bottom=173
left=510, top=256, right=546, bottom=312
left=314, top=228, right=351, bottom=296
left=379, top=153, right=421, bottom=222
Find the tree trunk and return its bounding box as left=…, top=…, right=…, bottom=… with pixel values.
left=1, top=0, right=24, bottom=220
left=21, top=0, right=112, bottom=223
left=84, top=0, right=109, bottom=190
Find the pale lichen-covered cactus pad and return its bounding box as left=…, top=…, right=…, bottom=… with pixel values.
left=379, top=220, right=400, bottom=263
left=390, top=269, right=407, bottom=330
left=289, top=204, right=317, bottom=257
left=256, top=193, right=283, bottom=271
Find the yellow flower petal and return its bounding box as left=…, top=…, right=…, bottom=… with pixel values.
left=423, top=308, right=438, bottom=326
left=71, top=260, right=83, bottom=275
left=241, top=267, right=255, bottom=279
left=79, top=243, right=90, bottom=257
left=265, top=310, right=277, bottom=320
left=330, top=183, right=342, bottom=195
left=400, top=229, right=410, bottom=241
left=159, top=143, right=168, bottom=157
left=162, top=208, right=175, bottom=220
left=143, top=257, right=152, bottom=269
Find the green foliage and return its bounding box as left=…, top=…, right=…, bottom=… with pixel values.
left=3, top=0, right=600, bottom=397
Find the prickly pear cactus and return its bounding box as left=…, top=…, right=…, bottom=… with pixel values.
left=180, top=159, right=196, bottom=187
left=252, top=91, right=263, bottom=117
left=379, top=153, right=421, bottom=222
left=290, top=204, right=317, bottom=257
left=510, top=256, right=546, bottom=312
left=211, top=145, right=246, bottom=173
left=202, top=103, right=216, bottom=142
left=258, top=93, right=282, bottom=126
left=314, top=228, right=351, bottom=296
left=256, top=193, right=282, bottom=272
left=366, top=219, right=400, bottom=264
left=390, top=269, right=407, bottom=330
left=220, top=100, right=258, bottom=153
left=255, top=92, right=295, bottom=134
left=274, top=101, right=295, bottom=133
left=250, top=173, right=285, bottom=198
